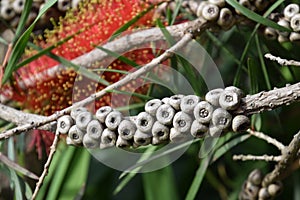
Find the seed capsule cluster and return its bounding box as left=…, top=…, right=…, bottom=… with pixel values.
left=264, top=3, right=300, bottom=43
left=159, top=0, right=274, bottom=31
left=239, top=169, right=282, bottom=200
left=58, top=86, right=250, bottom=149
left=0, top=0, right=80, bottom=29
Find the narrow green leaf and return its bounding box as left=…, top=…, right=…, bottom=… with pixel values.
left=248, top=58, right=259, bottom=94
left=9, top=168, right=23, bottom=200
left=156, top=18, right=176, bottom=46
left=0, top=36, right=9, bottom=45
left=212, top=134, right=251, bottom=162
left=7, top=138, right=23, bottom=200
left=226, top=0, right=289, bottom=32
left=96, top=46, right=139, bottom=67
left=17, top=33, right=80, bottom=69
left=24, top=181, right=33, bottom=200
left=44, top=146, right=76, bottom=200
left=58, top=148, right=90, bottom=200
left=13, top=0, right=33, bottom=42
left=255, top=34, right=271, bottom=90
left=36, top=144, right=67, bottom=200
left=114, top=146, right=158, bottom=195
left=170, top=0, right=183, bottom=26
left=205, top=31, right=247, bottom=73
left=185, top=154, right=212, bottom=200
left=46, top=52, right=110, bottom=86
left=142, top=165, right=179, bottom=200
left=109, top=3, right=160, bottom=41
left=233, top=0, right=285, bottom=86
left=2, top=0, right=57, bottom=84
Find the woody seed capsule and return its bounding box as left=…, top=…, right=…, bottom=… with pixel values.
left=116, top=136, right=131, bottom=148
left=169, top=94, right=184, bottom=110
left=83, top=134, right=99, bottom=149
left=145, top=99, right=162, bottom=116
left=173, top=111, right=192, bottom=133
left=202, top=3, right=220, bottom=21
left=212, top=108, right=232, bottom=130
left=134, top=129, right=152, bottom=146
left=152, top=121, right=170, bottom=142
left=70, top=107, right=88, bottom=120
left=283, top=4, right=300, bottom=20
left=232, top=115, right=250, bottom=132
left=68, top=125, right=85, bottom=145
left=156, top=104, right=175, bottom=125
left=57, top=115, right=74, bottom=134
left=76, top=111, right=93, bottom=131
left=291, top=13, right=300, bottom=32
left=193, top=101, right=214, bottom=124
left=118, top=119, right=136, bottom=140
left=100, top=128, right=117, bottom=149
left=190, top=120, right=209, bottom=138
left=205, top=88, right=224, bottom=106
left=136, top=112, right=155, bottom=133
left=86, top=119, right=103, bottom=140
left=105, top=110, right=123, bottom=130
left=219, top=90, right=240, bottom=110
left=96, top=106, right=112, bottom=123
left=180, top=95, right=200, bottom=114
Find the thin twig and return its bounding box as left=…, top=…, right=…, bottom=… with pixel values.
left=0, top=103, right=56, bottom=131
left=0, top=17, right=207, bottom=140
left=265, top=53, right=300, bottom=66
left=0, top=152, right=39, bottom=180
left=262, top=130, right=300, bottom=187
left=247, top=129, right=285, bottom=151
left=31, top=131, right=60, bottom=200
left=233, top=154, right=281, bottom=162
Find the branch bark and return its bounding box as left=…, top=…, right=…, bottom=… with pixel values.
left=262, top=130, right=300, bottom=187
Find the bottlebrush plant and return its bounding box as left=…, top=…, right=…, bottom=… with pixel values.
left=0, top=0, right=166, bottom=159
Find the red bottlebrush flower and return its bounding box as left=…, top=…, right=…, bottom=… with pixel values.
left=1, top=0, right=166, bottom=157
left=3, top=0, right=164, bottom=115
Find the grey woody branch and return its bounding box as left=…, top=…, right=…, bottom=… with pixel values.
left=262, top=130, right=300, bottom=187
left=235, top=82, right=300, bottom=115
left=0, top=103, right=56, bottom=131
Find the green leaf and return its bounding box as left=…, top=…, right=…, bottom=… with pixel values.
left=142, top=165, right=179, bottom=200
left=109, top=2, right=160, bottom=41
left=170, top=0, right=183, bottom=26
left=58, top=148, right=90, bottom=200
left=185, top=153, right=212, bottom=200
left=114, top=146, right=158, bottom=195
left=13, top=0, right=33, bottom=43
left=255, top=35, right=271, bottom=90
left=2, top=0, right=57, bottom=84
left=156, top=18, right=176, bottom=46
left=43, top=146, right=76, bottom=200
left=226, top=0, right=289, bottom=32
left=24, top=181, right=33, bottom=200
left=233, top=0, right=285, bottom=86
left=9, top=168, right=23, bottom=200
left=248, top=58, right=259, bottom=95
left=96, top=46, right=139, bottom=67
